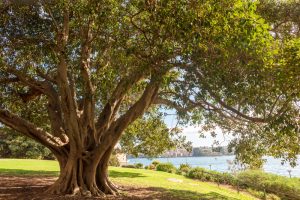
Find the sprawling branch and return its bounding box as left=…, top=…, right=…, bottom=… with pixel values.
left=112, top=80, right=160, bottom=136
left=95, top=72, right=145, bottom=140
left=92, top=76, right=161, bottom=164
left=154, top=96, right=250, bottom=124
left=0, top=108, right=67, bottom=152
left=0, top=77, right=19, bottom=84
left=206, top=90, right=287, bottom=123
left=5, top=67, right=52, bottom=96
left=55, top=8, right=82, bottom=149
left=79, top=19, right=96, bottom=143
left=2, top=65, right=66, bottom=137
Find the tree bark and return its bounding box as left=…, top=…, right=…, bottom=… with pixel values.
left=46, top=146, right=117, bottom=197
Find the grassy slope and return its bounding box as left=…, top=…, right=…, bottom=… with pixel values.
left=0, top=159, right=255, bottom=200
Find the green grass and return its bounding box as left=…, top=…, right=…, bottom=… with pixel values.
left=0, top=159, right=60, bottom=176
left=0, top=159, right=255, bottom=200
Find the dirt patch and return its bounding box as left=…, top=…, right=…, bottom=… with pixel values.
left=0, top=176, right=180, bottom=200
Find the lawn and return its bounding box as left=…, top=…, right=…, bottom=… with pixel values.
left=0, top=159, right=256, bottom=200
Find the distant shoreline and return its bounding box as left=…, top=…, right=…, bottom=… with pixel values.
left=128, top=155, right=234, bottom=159
left=128, top=156, right=300, bottom=177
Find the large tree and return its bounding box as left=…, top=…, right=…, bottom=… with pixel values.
left=0, top=0, right=299, bottom=197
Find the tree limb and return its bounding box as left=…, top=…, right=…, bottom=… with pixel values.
left=0, top=108, right=68, bottom=151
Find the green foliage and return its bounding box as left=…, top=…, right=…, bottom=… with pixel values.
left=246, top=189, right=280, bottom=200
left=187, top=167, right=236, bottom=185
left=145, top=164, right=156, bottom=170
left=156, top=162, right=176, bottom=173
left=122, top=164, right=137, bottom=169
left=187, top=167, right=214, bottom=182
left=185, top=166, right=300, bottom=200
left=237, top=170, right=300, bottom=200
left=108, top=154, right=120, bottom=167
left=134, top=163, right=143, bottom=169
left=0, top=0, right=299, bottom=170
left=151, top=160, right=160, bottom=167
left=121, top=163, right=144, bottom=169
left=178, top=163, right=192, bottom=175
left=175, top=169, right=183, bottom=175
left=121, top=111, right=191, bottom=158
left=0, top=129, right=54, bottom=160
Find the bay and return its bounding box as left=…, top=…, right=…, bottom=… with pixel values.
left=128, top=155, right=300, bottom=177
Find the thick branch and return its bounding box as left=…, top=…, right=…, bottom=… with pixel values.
left=207, top=91, right=270, bottom=123
left=95, top=72, right=145, bottom=140
left=94, top=77, right=162, bottom=160
left=55, top=8, right=82, bottom=151
left=153, top=96, right=249, bottom=123
left=0, top=77, right=19, bottom=84
left=0, top=108, right=67, bottom=151
left=5, top=67, right=53, bottom=96
left=79, top=19, right=96, bottom=143
left=3, top=66, right=65, bottom=137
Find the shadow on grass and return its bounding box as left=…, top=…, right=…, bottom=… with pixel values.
left=109, top=170, right=146, bottom=178
left=122, top=186, right=242, bottom=200
left=0, top=169, right=245, bottom=199
left=168, top=189, right=241, bottom=200
left=0, top=168, right=59, bottom=176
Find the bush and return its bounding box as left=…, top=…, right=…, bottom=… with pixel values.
left=122, top=164, right=136, bottom=168
left=156, top=162, right=176, bottom=173
left=219, top=172, right=236, bottom=185
left=176, top=169, right=182, bottom=175
left=237, top=170, right=300, bottom=200
left=0, top=130, right=54, bottom=160
left=246, top=189, right=281, bottom=200
left=179, top=164, right=192, bottom=174
left=187, top=167, right=236, bottom=185
left=108, top=154, right=120, bottom=167
left=187, top=167, right=207, bottom=180
left=146, top=164, right=156, bottom=170
left=152, top=160, right=160, bottom=167
left=121, top=163, right=144, bottom=169
left=134, top=163, right=143, bottom=169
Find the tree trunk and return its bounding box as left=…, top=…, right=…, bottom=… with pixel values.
left=46, top=147, right=117, bottom=197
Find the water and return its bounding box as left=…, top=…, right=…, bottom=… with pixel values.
left=128, top=156, right=300, bottom=177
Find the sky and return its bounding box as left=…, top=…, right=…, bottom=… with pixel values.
left=180, top=126, right=233, bottom=147
left=163, top=110, right=233, bottom=147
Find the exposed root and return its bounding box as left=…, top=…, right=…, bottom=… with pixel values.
left=46, top=183, right=105, bottom=197
left=46, top=174, right=117, bottom=197
left=107, top=178, right=120, bottom=194
left=46, top=148, right=120, bottom=197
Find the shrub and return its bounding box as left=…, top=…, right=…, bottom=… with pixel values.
left=148, top=164, right=156, bottom=170
left=179, top=164, right=192, bottom=174
left=122, top=164, right=136, bottom=168
left=156, top=162, right=176, bottom=173
left=238, top=170, right=300, bottom=200
left=187, top=167, right=236, bottom=185
left=219, top=172, right=236, bottom=185
left=152, top=160, right=160, bottom=167
left=246, top=189, right=280, bottom=200
left=134, top=163, right=143, bottom=169
left=187, top=167, right=207, bottom=180
left=187, top=167, right=217, bottom=182
left=108, top=154, right=120, bottom=167
left=176, top=169, right=182, bottom=175
left=144, top=164, right=156, bottom=170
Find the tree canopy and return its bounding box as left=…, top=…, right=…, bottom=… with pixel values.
left=0, top=0, right=299, bottom=196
